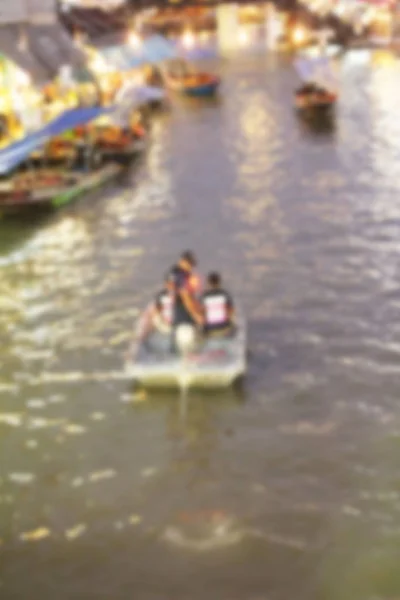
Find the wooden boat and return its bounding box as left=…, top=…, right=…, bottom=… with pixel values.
left=165, top=72, right=220, bottom=97
left=125, top=308, right=246, bottom=391
left=294, top=83, right=337, bottom=111
left=0, top=107, right=132, bottom=218
left=32, top=114, right=148, bottom=168
left=294, top=55, right=338, bottom=114
left=162, top=59, right=220, bottom=97
left=0, top=163, right=120, bottom=217
left=89, top=116, right=148, bottom=163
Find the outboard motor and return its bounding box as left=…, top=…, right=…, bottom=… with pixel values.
left=175, top=324, right=198, bottom=356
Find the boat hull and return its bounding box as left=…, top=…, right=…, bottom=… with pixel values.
left=295, top=93, right=336, bottom=110
left=166, top=74, right=220, bottom=97
left=125, top=318, right=246, bottom=390
left=0, top=163, right=121, bottom=217
left=183, top=81, right=220, bottom=97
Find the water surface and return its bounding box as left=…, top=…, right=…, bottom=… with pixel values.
left=1, top=49, right=400, bottom=599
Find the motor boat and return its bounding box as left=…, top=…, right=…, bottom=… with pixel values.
left=295, top=82, right=337, bottom=111
left=125, top=307, right=246, bottom=391
left=294, top=54, right=338, bottom=113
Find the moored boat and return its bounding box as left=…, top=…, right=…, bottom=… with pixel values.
left=0, top=106, right=135, bottom=218
left=0, top=163, right=120, bottom=217
left=125, top=309, right=246, bottom=391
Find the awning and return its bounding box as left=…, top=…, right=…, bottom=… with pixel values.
left=27, top=23, right=87, bottom=77
left=0, top=105, right=112, bottom=175
left=0, top=25, right=50, bottom=84
left=95, top=34, right=177, bottom=69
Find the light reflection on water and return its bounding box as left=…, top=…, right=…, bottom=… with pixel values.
left=1, top=51, right=400, bottom=599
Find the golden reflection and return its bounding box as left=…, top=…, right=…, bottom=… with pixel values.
left=32, top=215, right=90, bottom=253
left=231, top=94, right=289, bottom=255
left=20, top=527, right=50, bottom=542
left=65, top=524, right=87, bottom=540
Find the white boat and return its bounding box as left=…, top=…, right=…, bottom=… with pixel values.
left=125, top=311, right=247, bottom=390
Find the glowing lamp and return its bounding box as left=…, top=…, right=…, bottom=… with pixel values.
left=128, top=31, right=141, bottom=49
left=182, top=30, right=195, bottom=49
left=16, top=69, right=31, bottom=87
left=238, top=28, right=249, bottom=46
left=293, top=26, right=306, bottom=45
left=90, top=55, right=109, bottom=74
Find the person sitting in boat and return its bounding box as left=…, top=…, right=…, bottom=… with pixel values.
left=201, top=272, right=235, bottom=337
left=169, top=251, right=204, bottom=354
left=152, top=273, right=174, bottom=334
left=296, top=82, right=318, bottom=97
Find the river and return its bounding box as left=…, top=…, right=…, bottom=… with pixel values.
left=1, top=48, right=400, bottom=599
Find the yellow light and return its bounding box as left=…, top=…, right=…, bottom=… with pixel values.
left=292, top=26, right=306, bottom=45
left=376, top=10, right=391, bottom=23
left=199, top=30, right=210, bottom=43
left=127, top=31, right=141, bottom=49
left=15, top=69, right=31, bottom=87
left=182, top=30, right=195, bottom=49
left=90, top=55, right=110, bottom=74
left=130, top=71, right=145, bottom=85
left=238, top=28, right=249, bottom=46
left=361, top=7, right=375, bottom=25
left=335, top=4, right=345, bottom=16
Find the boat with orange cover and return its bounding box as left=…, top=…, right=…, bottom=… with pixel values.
left=162, top=59, right=220, bottom=97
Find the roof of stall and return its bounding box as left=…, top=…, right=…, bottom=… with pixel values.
left=94, top=33, right=177, bottom=67
left=0, top=25, right=50, bottom=84
left=0, top=106, right=111, bottom=175
left=27, top=22, right=88, bottom=77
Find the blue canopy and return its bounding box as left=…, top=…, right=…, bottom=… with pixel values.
left=100, top=34, right=177, bottom=69
left=99, top=33, right=217, bottom=72
left=138, top=34, right=177, bottom=64
left=0, top=106, right=112, bottom=176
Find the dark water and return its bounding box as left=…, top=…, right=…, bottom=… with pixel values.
left=2, top=49, right=400, bottom=599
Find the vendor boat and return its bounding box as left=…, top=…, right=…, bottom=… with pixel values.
left=0, top=107, right=126, bottom=217
left=162, top=59, right=220, bottom=97
left=125, top=308, right=246, bottom=391
left=0, top=164, right=120, bottom=217
left=32, top=112, right=148, bottom=168
left=294, top=55, right=338, bottom=113
left=165, top=72, right=220, bottom=97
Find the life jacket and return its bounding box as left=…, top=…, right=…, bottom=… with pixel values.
left=188, top=272, right=202, bottom=296
left=169, top=265, right=196, bottom=326
left=203, top=292, right=230, bottom=327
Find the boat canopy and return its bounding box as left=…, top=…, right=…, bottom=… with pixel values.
left=294, top=56, right=339, bottom=94
left=0, top=106, right=111, bottom=175
left=27, top=23, right=87, bottom=77
left=98, top=33, right=216, bottom=70
left=96, top=34, right=177, bottom=69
